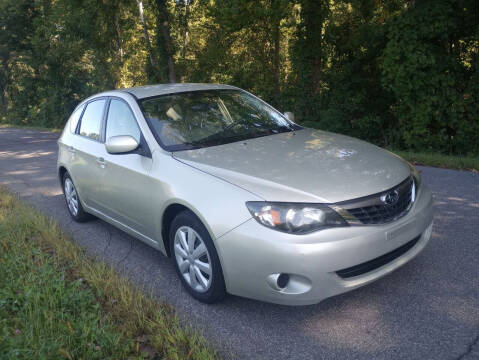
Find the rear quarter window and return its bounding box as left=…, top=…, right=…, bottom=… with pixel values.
left=69, top=104, right=85, bottom=133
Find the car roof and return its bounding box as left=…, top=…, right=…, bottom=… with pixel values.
left=115, top=83, right=240, bottom=100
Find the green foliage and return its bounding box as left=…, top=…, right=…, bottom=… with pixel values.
left=382, top=0, right=479, bottom=155
left=0, top=0, right=144, bottom=127
left=1, top=0, right=478, bottom=155
left=288, top=0, right=328, bottom=121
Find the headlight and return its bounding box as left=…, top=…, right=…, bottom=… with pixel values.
left=246, top=202, right=348, bottom=234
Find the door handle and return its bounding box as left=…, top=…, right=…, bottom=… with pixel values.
left=68, top=146, right=76, bottom=154
left=96, top=157, right=106, bottom=168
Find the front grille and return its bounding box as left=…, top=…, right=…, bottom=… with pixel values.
left=348, top=184, right=413, bottom=224
left=336, top=235, right=420, bottom=279
left=336, top=177, right=415, bottom=225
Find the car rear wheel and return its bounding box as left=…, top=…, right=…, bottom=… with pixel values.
left=169, top=210, right=226, bottom=303
left=62, top=172, right=91, bottom=222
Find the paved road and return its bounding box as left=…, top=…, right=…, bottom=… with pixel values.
left=1, top=127, right=478, bottom=360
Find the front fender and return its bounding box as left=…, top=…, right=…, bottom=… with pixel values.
left=150, top=150, right=262, bottom=253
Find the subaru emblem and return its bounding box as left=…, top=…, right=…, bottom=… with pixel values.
left=380, top=190, right=399, bottom=205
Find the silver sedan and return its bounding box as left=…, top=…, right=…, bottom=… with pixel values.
left=57, top=83, right=434, bottom=305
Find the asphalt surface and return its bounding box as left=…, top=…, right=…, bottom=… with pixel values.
left=1, top=127, right=478, bottom=360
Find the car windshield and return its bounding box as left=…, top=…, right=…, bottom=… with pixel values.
left=139, top=90, right=298, bottom=151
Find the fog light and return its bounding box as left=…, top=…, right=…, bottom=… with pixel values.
left=277, top=273, right=290, bottom=289
left=266, top=273, right=312, bottom=294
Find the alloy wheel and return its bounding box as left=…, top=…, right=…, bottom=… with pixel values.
left=64, top=178, right=79, bottom=216
left=173, top=226, right=212, bottom=293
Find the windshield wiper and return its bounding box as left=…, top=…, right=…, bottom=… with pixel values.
left=191, top=132, right=244, bottom=147
left=191, top=123, right=245, bottom=146
left=190, top=126, right=290, bottom=148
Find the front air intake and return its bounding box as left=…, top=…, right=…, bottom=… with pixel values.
left=336, top=235, right=420, bottom=279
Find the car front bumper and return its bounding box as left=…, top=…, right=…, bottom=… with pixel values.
left=216, top=184, right=434, bottom=305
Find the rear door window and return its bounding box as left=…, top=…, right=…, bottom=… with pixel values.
left=79, top=99, right=106, bottom=141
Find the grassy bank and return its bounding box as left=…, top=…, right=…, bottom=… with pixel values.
left=0, top=187, right=219, bottom=360
left=0, top=123, right=62, bottom=133
left=392, top=150, right=478, bottom=172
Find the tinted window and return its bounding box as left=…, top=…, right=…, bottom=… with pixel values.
left=106, top=99, right=141, bottom=142
left=69, top=104, right=84, bottom=133
left=79, top=99, right=106, bottom=141
left=140, top=90, right=296, bottom=151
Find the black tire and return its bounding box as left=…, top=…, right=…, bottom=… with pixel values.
left=62, top=172, right=91, bottom=222
left=169, top=210, right=226, bottom=303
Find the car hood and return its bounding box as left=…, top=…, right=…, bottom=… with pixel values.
left=172, top=128, right=410, bottom=203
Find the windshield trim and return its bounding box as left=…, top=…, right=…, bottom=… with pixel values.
left=136, top=89, right=301, bottom=152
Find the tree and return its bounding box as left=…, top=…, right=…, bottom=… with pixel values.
left=0, top=0, right=37, bottom=116
left=194, top=0, right=292, bottom=107
left=313, top=0, right=403, bottom=146
left=1, top=0, right=478, bottom=156
left=382, top=0, right=479, bottom=154
left=155, top=0, right=176, bottom=83
left=136, top=0, right=159, bottom=76
left=289, top=0, right=329, bottom=121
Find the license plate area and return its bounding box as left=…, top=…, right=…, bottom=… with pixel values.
left=386, top=218, right=418, bottom=242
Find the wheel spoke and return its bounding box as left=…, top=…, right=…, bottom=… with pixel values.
left=194, top=265, right=208, bottom=289
left=189, top=265, right=198, bottom=288
left=65, top=180, right=71, bottom=195
left=177, top=230, right=188, bottom=253
left=174, top=243, right=188, bottom=259
left=178, top=259, right=190, bottom=273
left=194, top=259, right=211, bottom=276
left=192, top=243, right=207, bottom=259
left=187, top=228, right=196, bottom=253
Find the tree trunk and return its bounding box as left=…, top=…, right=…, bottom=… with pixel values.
left=269, top=0, right=285, bottom=106
left=136, top=0, right=157, bottom=69
left=0, top=82, right=6, bottom=109
left=272, top=20, right=280, bottom=104
left=181, top=1, right=190, bottom=60
left=155, top=0, right=176, bottom=83
left=301, top=0, right=329, bottom=96
left=0, top=57, right=8, bottom=110
left=114, top=14, right=124, bottom=61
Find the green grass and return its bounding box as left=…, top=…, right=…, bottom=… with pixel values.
left=0, top=123, right=62, bottom=133
left=0, top=187, right=219, bottom=360
left=392, top=150, right=478, bottom=172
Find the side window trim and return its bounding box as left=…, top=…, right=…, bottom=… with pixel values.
left=76, top=97, right=109, bottom=143
left=71, top=104, right=86, bottom=134
left=105, top=96, right=152, bottom=158
left=100, top=98, right=111, bottom=143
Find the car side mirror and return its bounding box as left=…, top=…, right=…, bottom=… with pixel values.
left=105, top=135, right=139, bottom=154
left=284, top=111, right=295, bottom=122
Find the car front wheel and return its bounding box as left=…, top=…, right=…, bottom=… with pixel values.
left=169, top=210, right=226, bottom=303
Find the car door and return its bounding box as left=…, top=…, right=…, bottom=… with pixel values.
left=68, top=98, right=108, bottom=210
left=97, top=97, right=155, bottom=237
